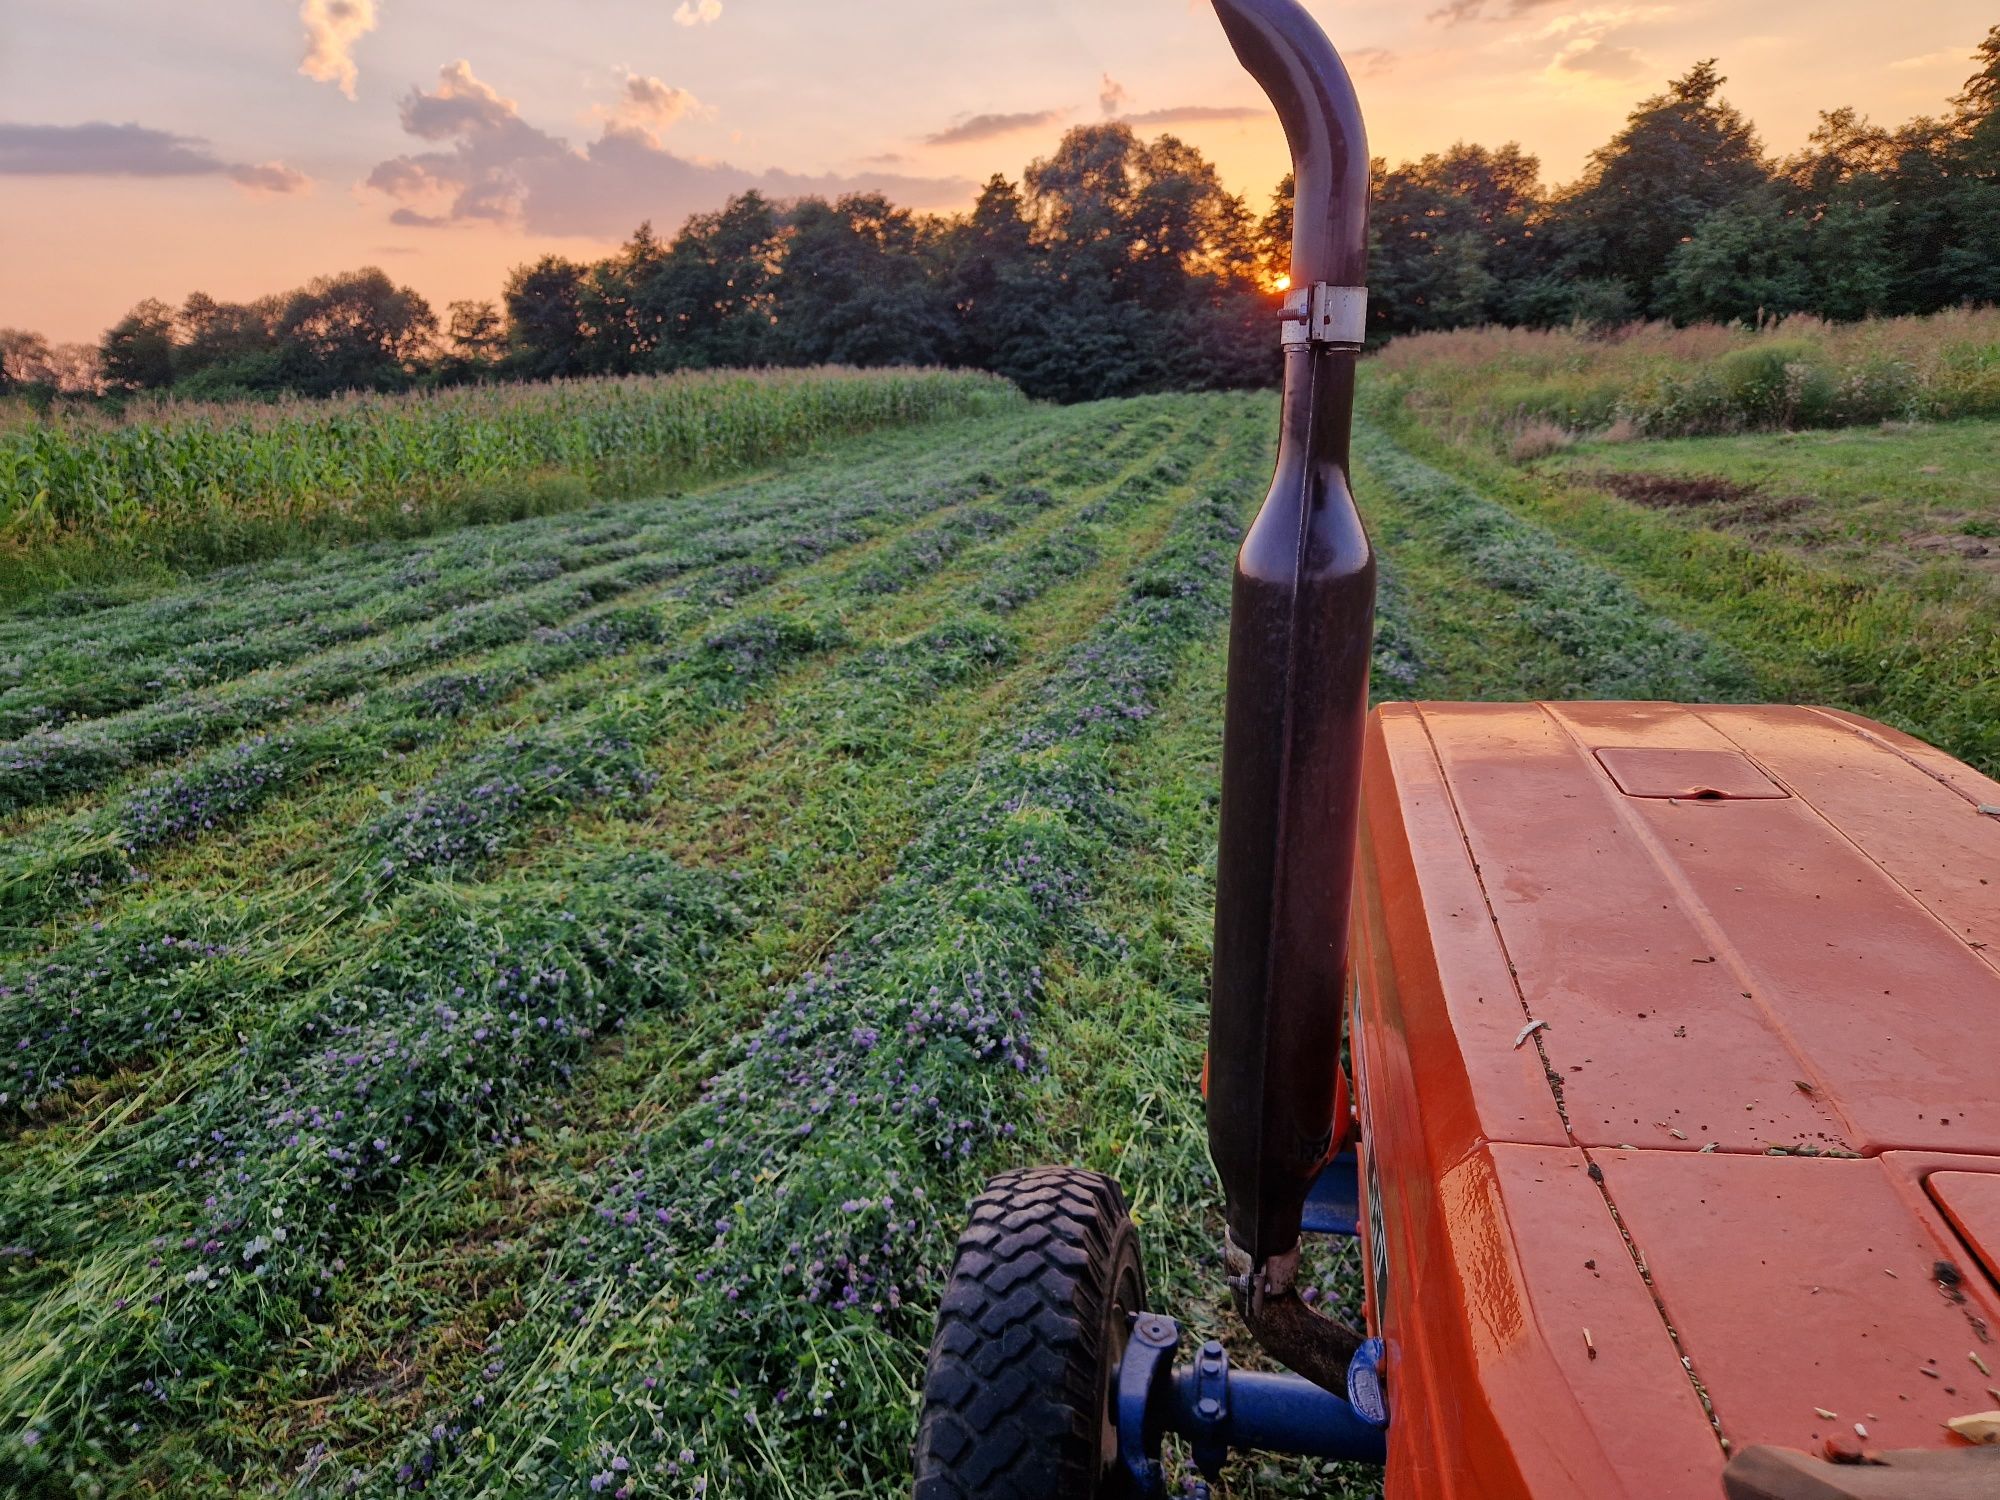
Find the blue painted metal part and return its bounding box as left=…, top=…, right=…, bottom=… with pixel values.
left=1115, top=1315, right=1181, bottom=1498
left=1178, top=1368, right=1388, bottom=1465
left=1300, top=1151, right=1361, bottom=1236
left=1112, top=1312, right=1387, bottom=1491
left=1346, top=1337, right=1390, bottom=1429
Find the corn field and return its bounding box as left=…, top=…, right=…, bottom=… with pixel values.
left=0, top=368, right=1020, bottom=595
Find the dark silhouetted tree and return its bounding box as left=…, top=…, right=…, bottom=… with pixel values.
left=1256, top=172, right=1294, bottom=287
left=99, top=299, right=178, bottom=392
left=273, top=269, right=436, bottom=394
left=581, top=223, right=671, bottom=375
left=1559, top=61, right=1771, bottom=314
left=504, top=256, right=591, bottom=380
left=942, top=175, right=1037, bottom=369
left=446, top=300, right=506, bottom=360
left=643, top=191, right=783, bottom=370
left=1658, top=194, right=1808, bottom=325
left=775, top=193, right=955, bottom=367
left=1370, top=143, right=1542, bottom=334
left=173, top=293, right=282, bottom=392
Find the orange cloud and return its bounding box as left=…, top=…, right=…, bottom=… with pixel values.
left=597, top=74, right=709, bottom=146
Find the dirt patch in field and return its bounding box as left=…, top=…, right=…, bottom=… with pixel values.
left=1579, top=470, right=1814, bottom=535
left=1910, top=532, right=2000, bottom=569
left=1584, top=471, right=1760, bottom=508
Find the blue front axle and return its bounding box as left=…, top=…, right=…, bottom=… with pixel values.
left=1114, top=1152, right=1387, bottom=1494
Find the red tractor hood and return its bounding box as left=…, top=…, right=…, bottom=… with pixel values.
left=1351, top=702, right=2000, bottom=1499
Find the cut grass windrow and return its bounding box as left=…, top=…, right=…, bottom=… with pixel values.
left=0, top=407, right=1185, bottom=936
left=0, top=527, right=657, bottom=741
left=307, top=440, right=1267, bottom=1500
left=0, top=414, right=1198, bottom=1136
left=0, top=406, right=1100, bottom=824
left=0, top=404, right=1246, bottom=1488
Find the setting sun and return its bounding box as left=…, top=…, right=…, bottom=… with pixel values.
left=1271, top=273, right=1292, bottom=293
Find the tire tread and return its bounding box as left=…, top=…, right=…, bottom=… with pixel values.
left=911, top=1167, right=1144, bottom=1500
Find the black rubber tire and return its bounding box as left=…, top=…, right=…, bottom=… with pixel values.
left=912, top=1166, right=1148, bottom=1500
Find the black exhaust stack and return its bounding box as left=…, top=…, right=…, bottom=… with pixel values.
left=1204, top=0, right=1375, bottom=1380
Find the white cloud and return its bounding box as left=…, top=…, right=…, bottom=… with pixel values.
left=674, top=0, right=723, bottom=26
left=299, top=0, right=379, bottom=99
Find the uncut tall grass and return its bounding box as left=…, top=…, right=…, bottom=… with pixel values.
left=0, top=367, right=1021, bottom=596
left=1373, top=306, right=2000, bottom=445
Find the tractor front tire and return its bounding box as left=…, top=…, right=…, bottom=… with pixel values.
left=913, top=1167, right=1148, bottom=1500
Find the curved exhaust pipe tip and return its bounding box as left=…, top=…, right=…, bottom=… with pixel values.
left=1209, top=0, right=1369, bottom=288
left=1204, top=0, right=1377, bottom=1313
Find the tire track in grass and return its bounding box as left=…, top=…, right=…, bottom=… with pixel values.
left=0, top=413, right=1187, bottom=1155
left=0, top=405, right=1240, bottom=1489
left=297, top=401, right=1273, bottom=1500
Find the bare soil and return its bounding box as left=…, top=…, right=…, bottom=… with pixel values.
left=1580, top=470, right=1814, bottom=534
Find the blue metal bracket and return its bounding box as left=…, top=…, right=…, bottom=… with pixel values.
left=1346, top=1337, right=1389, bottom=1429
left=1300, top=1151, right=1361, bottom=1236
left=1113, top=1313, right=1388, bottom=1493
left=1115, top=1315, right=1181, bottom=1499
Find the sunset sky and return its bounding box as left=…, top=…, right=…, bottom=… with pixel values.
left=3, top=0, right=1992, bottom=345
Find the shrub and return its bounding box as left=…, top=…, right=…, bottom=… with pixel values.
left=1371, top=307, right=2000, bottom=444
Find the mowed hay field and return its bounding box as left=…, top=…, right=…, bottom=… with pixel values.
left=0, top=352, right=1994, bottom=1498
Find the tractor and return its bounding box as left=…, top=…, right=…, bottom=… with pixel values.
left=909, top=2, right=2000, bottom=1497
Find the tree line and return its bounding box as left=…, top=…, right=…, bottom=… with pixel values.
left=5, top=26, right=1994, bottom=408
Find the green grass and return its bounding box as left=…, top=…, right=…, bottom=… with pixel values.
left=1367, top=387, right=2000, bottom=778
left=1540, top=417, right=2000, bottom=577
left=2, top=365, right=1993, bottom=1499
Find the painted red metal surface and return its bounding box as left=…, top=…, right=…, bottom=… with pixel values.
left=1349, top=702, right=2000, bottom=1499
left=1930, top=1171, right=2000, bottom=1287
